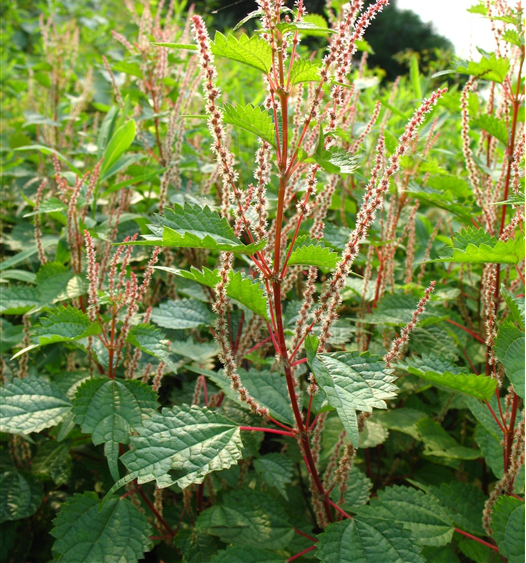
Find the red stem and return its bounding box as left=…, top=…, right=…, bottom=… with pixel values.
left=294, top=528, right=317, bottom=542
left=327, top=498, right=351, bottom=519
left=136, top=485, right=175, bottom=538
left=288, top=545, right=316, bottom=562
left=445, top=319, right=485, bottom=344
left=244, top=336, right=272, bottom=356
left=454, top=528, right=499, bottom=552
left=485, top=401, right=507, bottom=435
left=240, top=426, right=294, bottom=437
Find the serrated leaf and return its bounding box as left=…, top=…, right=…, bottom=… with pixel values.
left=126, top=323, right=179, bottom=373
left=471, top=114, right=508, bottom=144
left=196, top=366, right=294, bottom=425
left=277, top=20, right=335, bottom=36
left=12, top=307, right=101, bottom=358
left=417, top=418, right=481, bottom=460
left=502, top=29, right=523, bottom=46
left=151, top=298, right=213, bottom=329
left=315, top=516, right=426, bottom=562
left=493, top=320, right=525, bottom=398
left=399, top=354, right=497, bottom=401
left=437, top=228, right=524, bottom=264
left=35, top=262, right=86, bottom=305
left=501, top=286, right=525, bottom=330
left=420, top=481, right=486, bottom=536
left=339, top=465, right=373, bottom=511
left=72, top=378, right=158, bottom=480
left=0, top=374, right=72, bottom=434
left=288, top=238, right=340, bottom=272
left=170, top=336, right=218, bottom=363
left=228, top=271, right=269, bottom=320
left=363, top=293, right=447, bottom=326
left=309, top=351, right=398, bottom=447
left=223, top=103, right=277, bottom=148
left=0, top=285, right=42, bottom=315
left=457, top=54, right=510, bottom=83
left=32, top=440, right=72, bottom=485
left=358, top=485, right=454, bottom=547
left=197, top=488, right=294, bottom=550
left=504, top=504, right=524, bottom=562
left=210, top=546, right=285, bottom=563
left=475, top=422, right=504, bottom=478
left=465, top=396, right=502, bottom=440
left=51, top=492, right=152, bottom=563
left=491, top=496, right=523, bottom=559
left=374, top=408, right=429, bottom=440
left=254, top=453, right=293, bottom=500
left=212, top=32, right=272, bottom=73
left=290, top=59, right=321, bottom=84
left=0, top=471, right=43, bottom=523
left=163, top=267, right=269, bottom=320
left=128, top=203, right=265, bottom=255
left=119, top=404, right=243, bottom=489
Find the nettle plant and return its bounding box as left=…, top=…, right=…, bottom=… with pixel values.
left=0, top=0, right=525, bottom=561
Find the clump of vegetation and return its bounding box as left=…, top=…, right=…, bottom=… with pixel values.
left=0, top=1, right=524, bottom=562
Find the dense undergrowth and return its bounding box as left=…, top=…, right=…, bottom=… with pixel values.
left=0, top=1, right=524, bottom=562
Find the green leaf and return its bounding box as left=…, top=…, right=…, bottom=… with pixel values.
left=437, top=228, right=524, bottom=264
left=465, top=396, right=502, bottom=440
left=72, top=378, right=158, bottom=480
left=399, top=354, right=497, bottom=401
left=471, top=114, right=508, bottom=144
left=418, top=481, right=486, bottom=536
left=310, top=147, right=358, bottom=175
left=129, top=203, right=265, bottom=255
left=339, top=465, right=373, bottom=511
left=502, top=29, right=524, bottom=47
left=416, top=418, right=481, bottom=460
left=308, top=351, right=397, bottom=447
left=0, top=285, right=41, bottom=315
left=358, top=486, right=454, bottom=547
left=151, top=298, right=214, bottom=330
left=277, top=20, right=335, bottom=36
left=475, top=423, right=504, bottom=478
left=226, top=271, right=269, bottom=320
left=493, top=320, right=525, bottom=398
left=166, top=265, right=221, bottom=288
left=151, top=41, right=197, bottom=50
left=196, top=366, right=294, bottom=425
left=457, top=54, right=510, bottom=83
left=254, top=453, right=293, bottom=500
left=12, top=307, right=101, bottom=359
left=290, top=59, right=321, bottom=84
left=491, top=496, right=524, bottom=559
left=363, top=292, right=447, bottom=326
left=126, top=323, right=179, bottom=374
left=32, top=440, right=72, bottom=486
left=210, top=546, right=285, bottom=563
left=288, top=237, right=340, bottom=272
left=223, top=103, right=277, bottom=148
left=315, top=516, right=426, bottom=562
left=212, top=32, right=272, bottom=73
left=0, top=471, right=43, bottom=523
left=501, top=286, right=525, bottom=330
left=100, top=120, right=136, bottom=182
left=374, top=408, right=429, bottom=440
left=118, top=405, right=243, bottom=489
left=197, top=488, right=294, bottom=550
left=504, top=504, right=525, bottom=563
left=51, top=492, right=152, bottom=563
left=0, top=375, right=72, bottom=434
left=164, top=267, right=269, bottom=320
